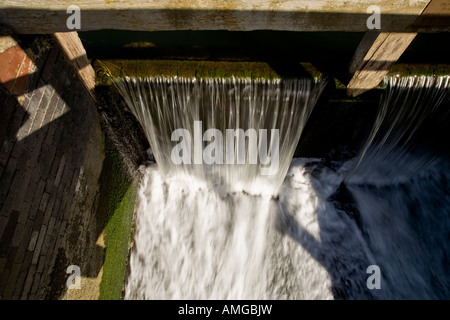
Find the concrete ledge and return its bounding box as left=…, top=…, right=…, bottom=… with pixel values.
left=1, top=0, right=448, bottom=33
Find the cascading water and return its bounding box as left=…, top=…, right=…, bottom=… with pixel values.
left=340, top=76, right=450, bottom=299
left=114, top=75, right=449, bottom=300
left=114, top=77, right=326, bottom=195
left=346, top=76, right=450, bottom=185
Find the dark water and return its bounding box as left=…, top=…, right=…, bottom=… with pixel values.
left=336, top=76, right=450, bottom=299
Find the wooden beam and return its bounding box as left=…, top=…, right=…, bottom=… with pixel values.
left=0, top=0, right=443, bottom=34
left=53, top=32, right=97, bottom=104
left=346, top=0, right=448, bottom=96
left=415, top=0, right=450, bottom=30
left=346, top=32, right=416, bottom=96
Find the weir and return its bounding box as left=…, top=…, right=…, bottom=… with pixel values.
left=114, top=76, right=327, bottom=194
left=347, top=75, right=450, bottom=184
left=113, top=75, right=450, bottom=299
left=1, top=1, right=449, bottom=302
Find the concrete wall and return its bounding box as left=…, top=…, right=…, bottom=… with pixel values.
left=1, top=0, right=443, bottom=33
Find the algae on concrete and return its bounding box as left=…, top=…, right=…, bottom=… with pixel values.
left=96, top=135, right=137, bottom=300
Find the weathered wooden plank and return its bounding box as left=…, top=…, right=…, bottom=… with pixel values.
left=346, top=0, right=449, bottom=96
left=0, top=0, right=442, bottom=34
left=415, top=0, right=450, bottom=30
left=53, top=32, right=97, bottom=104
left=346, top=32, right=417, bottom=96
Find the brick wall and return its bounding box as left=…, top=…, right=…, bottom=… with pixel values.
left=0, top=31, right=105, bottom=299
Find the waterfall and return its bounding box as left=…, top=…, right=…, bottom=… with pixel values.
left=339, top=75, right=450, bottom=299
left=114, top=76, right=326, bottom=195
left=346, top=75, right=450, bottom=185
left=114, top=75, right=450, bottom=300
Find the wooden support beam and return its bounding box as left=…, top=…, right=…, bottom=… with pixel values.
left=346, top=32, right=417, bottom=96
left=53, top=32, right=97, bottom=104
left=346, top=0, right=449, bottom=96
left=415, top=0, right=450, bottom=30
left=0, top=0, right=443, bottom=34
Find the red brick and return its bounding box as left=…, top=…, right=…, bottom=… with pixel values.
left=22, top=38, right=52, bottom=92
left=15, top=52, right=34, bottom=96
left=0, top=46, right=34, bottom=95
left=0, top=34, right=104, bottom=301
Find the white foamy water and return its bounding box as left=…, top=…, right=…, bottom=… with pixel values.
left=124, top=158, right=377, bottom=300
left=121, top=76, right=450, bottom=300
left=125, top=155, right=450, bottom=300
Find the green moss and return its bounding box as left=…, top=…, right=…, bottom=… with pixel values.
left=97, top=136, right=137, bottom=300
left=299, top=62, right=324, bottom=80
left=93, top=59, right=317, bottom=84
left=388, top=63, right=450, bottom=77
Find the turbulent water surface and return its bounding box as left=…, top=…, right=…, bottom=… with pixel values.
left=117, top=76, right=449, bottom=300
